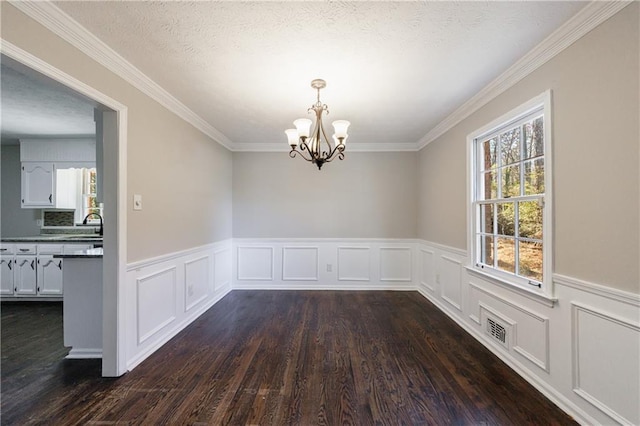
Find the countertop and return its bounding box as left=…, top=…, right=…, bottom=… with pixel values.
left=54, top=247, right=104, bottom=258
left=1, top=235, right=103, bottom=243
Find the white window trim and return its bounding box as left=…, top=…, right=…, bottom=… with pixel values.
left=466, top=90, right=554, bottom=302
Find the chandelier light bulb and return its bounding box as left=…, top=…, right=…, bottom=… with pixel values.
left=332, top=120, right=350, bottom=139
left=285, top=129, right=299, bottom=146
left=293, top=118, right=312, bottom=138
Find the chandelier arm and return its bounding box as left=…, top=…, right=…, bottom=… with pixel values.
left=296, top=141, right=315, bottom=162
left=324, top=145, right=345, bottom=163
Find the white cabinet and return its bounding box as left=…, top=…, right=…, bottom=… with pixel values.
left=21, top=162, right=55, bottom=208
left=14, top=255, right=37, bottom=295
left=37, top=244, right=64, bottom=296
left=0, top=256, right=14, bottom=295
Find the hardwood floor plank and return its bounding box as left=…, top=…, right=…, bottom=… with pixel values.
left=2, top=292, right=577, bottom=425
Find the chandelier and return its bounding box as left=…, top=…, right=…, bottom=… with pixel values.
left=285, top=79, right=350, bottom=170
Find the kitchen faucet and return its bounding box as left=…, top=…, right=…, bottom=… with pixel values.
left=82, top=212, right=103, bottom=236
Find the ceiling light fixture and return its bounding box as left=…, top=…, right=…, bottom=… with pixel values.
left=285, top=79, right=350, bottom=170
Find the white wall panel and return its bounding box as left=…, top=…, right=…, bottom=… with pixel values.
left=184, top=256, right=209, bottom=312
left=237, top=246, right=273, bottom=281
left=440, top=255, right=462, bottom=311
left=136, top=267, right=176, bottom=345
left=126, top=240, right=232, bottom=371
left=379, top=247, right=412, bottom=282
left=282, top=247, right=319, bottom=281
left=214, top=248, right=231, bottom=291
left=572, top=303, right=640, bottom=425
left=420, top=247, right=435, bottom=292
left=337, top=247, right=371, bottom=281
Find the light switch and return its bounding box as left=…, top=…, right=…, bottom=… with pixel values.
left=133, top=194, right=142, bottom=210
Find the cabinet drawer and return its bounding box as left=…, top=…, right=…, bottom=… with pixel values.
left=38, top=244, right=64, bottom=255
left=0, top=244, right=15, bottom=255
left=15, top=244, right=37, bottom=255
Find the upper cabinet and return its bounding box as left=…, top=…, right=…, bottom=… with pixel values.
left=21, top=162, right=56, bottom=208
left=19, top=139, right=96, bottom=210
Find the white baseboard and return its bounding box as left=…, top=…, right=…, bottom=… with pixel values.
left=66, top=348, right=102, bottom=359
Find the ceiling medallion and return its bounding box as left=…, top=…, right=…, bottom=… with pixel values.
left=285, top=79, right=350, bottom=170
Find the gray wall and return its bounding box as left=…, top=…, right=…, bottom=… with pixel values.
left=417, top=3, right=639, bottom=294
left=0, top=144, right=41, bottom=237
left=3, top=3, right=233, bottom=262
left=233, top=152, right=418, bottom=238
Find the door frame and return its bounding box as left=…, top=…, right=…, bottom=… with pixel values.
left=2, top=40, right=128, bottom=376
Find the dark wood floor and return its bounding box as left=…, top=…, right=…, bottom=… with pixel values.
left=1, top=292, right=576, bottom=425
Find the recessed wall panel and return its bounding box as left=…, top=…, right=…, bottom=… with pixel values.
left=283, top=247, right=318, bottom=281
left=380, top=247, right=412, bottom=282
left=185, top=256, right=209, bottom=312
left=137, top=267, right=176, bottom=344
left=337, top=247, right=371, bottom=281
left=237, top=246, right=273, bottom=280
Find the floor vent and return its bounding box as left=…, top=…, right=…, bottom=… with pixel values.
left=486, top=317, right=507, bottom=345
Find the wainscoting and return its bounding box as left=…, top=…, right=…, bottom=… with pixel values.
left=233, top=239, right=416, bottom=290
left=125, top=239, right=232, bottom=370
left=416, top=240, right=640, bottom=426
left=124, top=237, right=638, bottom=425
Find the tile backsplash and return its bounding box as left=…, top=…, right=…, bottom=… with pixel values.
left=43, top=210, right=75, bottom=227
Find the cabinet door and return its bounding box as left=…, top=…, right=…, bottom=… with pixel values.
left=0, top=256, right=14, bottom=295
left=14, top=256, right=37, bottom=295
left=37, top=256, right=63, bottom=296
left=21, top=162, right=55, bottom=208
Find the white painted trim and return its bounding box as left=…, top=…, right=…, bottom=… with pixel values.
left=421, top=240, right=467, bottom=258
left=416, top=286, right=601, bottom=426
left=126, top=285, right=231, bottom=371
left=184, top=255, right=210, bottom=312
left=135, top=267, right=177, bottom=345
left=127, top=240, right=232, bottom=272
left=555, top=274, right=640, bottom=307
left=466, top=90, right=555, bottom=301
left=66, top=348, right=103, bottom=359
left=419, top=248, right=435, bottom=292
left=416, top=1, right=632, bottom=149
left=236, top=246, right=274, bottom=281
left=379, top=246, right=413, bottom=282
left=337, top=246, right=371, bottom=282
left=233, top=283, right=416, bottom=291
left=282, top=246, right=319, bottom=281
left=571, top=302, right=640, bottom=425
left=467, top=267, right=557, bottom=308
left=469, top=281, right=550, bottom=372
left=8, top=0, right=235, bottom=151
left=1, top=40, right=129, bottom=377
left=440, top=255, right=462, bottom=311
left=233, top=237, right=418, bottom=244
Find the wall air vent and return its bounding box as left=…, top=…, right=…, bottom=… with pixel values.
left=486, top=317, right=507, bottom=346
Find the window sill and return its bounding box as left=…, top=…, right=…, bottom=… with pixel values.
left=465, top=266, right=557, bottom=308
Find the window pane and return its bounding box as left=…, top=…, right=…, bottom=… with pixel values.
left=480, top=138, right=498, bottom=170
left=479, top=204, right=494, bottom=234
left=479, top=171, right=497, bottom=200
left=518, top=200, right=543, bottom=240
left=497, top=202, right=515, bottom=236
left=497, top=237, right=515, bottom=274
left=523, top=158, right=544, bottom=195
left=519, top=240, right=543, bottom=282
left=479, top=235, right=494, bottom=266
left=501, top=165, right=520, bottom=198
left=500, top=127, right=521, bottom=165
left=523, top=117, right=544, bottom=160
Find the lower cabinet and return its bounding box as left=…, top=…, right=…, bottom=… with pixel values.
left=37, top=256, right=64, bottom=295
left=0, top=243, right=89, bottom=299
left=0, top=255, right=15, bottom=295
left=14, top=255, right=37, bottom=295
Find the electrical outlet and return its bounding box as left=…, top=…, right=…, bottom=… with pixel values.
left=36, top=219, right=43, bottom=227
left=326, top=264, right=332, bottom=272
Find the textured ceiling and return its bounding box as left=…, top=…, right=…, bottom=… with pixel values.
left=49, top=1, right=585, bottom=147
left=1, top=55, right=96, bottom=142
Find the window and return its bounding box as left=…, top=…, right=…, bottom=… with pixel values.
left=469, top=91, right=552, bottom=295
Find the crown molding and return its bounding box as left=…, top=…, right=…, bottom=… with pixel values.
left=232, top=142, right=419, bottom=153
left=9, top=0, right=235, bottom=151
left=416, top=0, right=632, bottom=150
left=9, top=1, right=630, bottom=154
